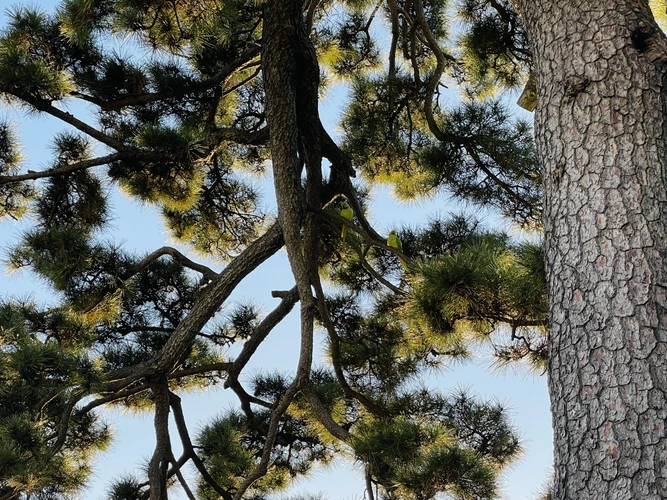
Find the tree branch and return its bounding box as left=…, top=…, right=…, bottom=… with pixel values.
left=0, top=152, right=157, bottom=185
left=148, top=379, right=171, bottom=500
left=169, top=392, right=233, bottom=500
left=168, top=449, right=196, bottom=500
left=302, top=384, right=350, bottom=441
left=168, top=362, right=232, bottom=380
left=70, top=46, right=261, bottom=112
left=231, top=384, right=299, bottom=500
left=78, top=383, right=150, bottom=414
left=224, top=286, right=299, bottom=385
left=131, top=246, right=217, bottom=282
left=103, top=222, right=284, bottom=390
left=312, top=206, right=411, bottom=266
left=207, top=126, right=269, bottom=147
left=0, top=83, right=128, bottom=151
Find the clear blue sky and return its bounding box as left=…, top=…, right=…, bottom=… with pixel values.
left=0, top=2, right=553, bottom=498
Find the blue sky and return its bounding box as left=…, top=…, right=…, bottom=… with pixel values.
left=0, top=2, right=553, bottom=498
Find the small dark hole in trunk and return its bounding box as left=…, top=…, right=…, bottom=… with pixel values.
left=631, top=28, right=650, bottom=53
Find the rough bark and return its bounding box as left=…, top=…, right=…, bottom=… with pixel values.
left=511, top=1, right=667, bottom=498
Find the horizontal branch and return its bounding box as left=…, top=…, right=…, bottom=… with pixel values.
left=0, top=150, right=172, bottom=185
left=70, top=46, right=261, bottom=112
left=168, top=362, right=232, bottom=379
left=77, top=383, right=150, bottom=414
left=207, top=126, right=269, bottom=147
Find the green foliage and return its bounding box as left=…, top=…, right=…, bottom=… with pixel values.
left=0, top=7, right=74, bottom=101
left=0, top=0, right=546, bottom=498
left=343, top=74, right=431, bottom=187
left=407, top=233, right=548, bottom=370
left=456, top=0, right=531, bottom=94
left=107, top=475, right=143, bottom=500
left=162, top=163, right=264, bottom=259
left=343, top=85, right=540, bottom=225
left=419, top=100, right=541, bottom=225
left=36, top=136, right=108, bottom=230
left=0, top=121, right=33, bottom=219
left=0, top=320, right=110, bottom=499
left=349, top=388, right=520, bottom=499
left=316, top=10, right=381, bottom=79
left=196, top=403, right=333, bottom=499
left=325, top=293, right=450, bottom=394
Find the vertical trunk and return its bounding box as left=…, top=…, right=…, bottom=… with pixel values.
left=512, top=1, right=667, bottom=498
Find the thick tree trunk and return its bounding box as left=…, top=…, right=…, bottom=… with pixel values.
left=512, top=1, right=667, bottom=498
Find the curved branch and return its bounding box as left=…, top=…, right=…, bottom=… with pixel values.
left=78, top=383, right=150, bottom=414
left=224, top=286, right=299, bottom=384
left=131, top=247, right=217, bottom=282
left=412, top=0, right=449, bottom=141
left=316, top=213, right=405, bottom=295
left=0, top=83, right=128, bottom=151
left=49, top=391, right=85, bottom=456
left=309, top=261, right=389, bottom=417
left=463, top=142, right=529, bottom=209
left=103, top=222, right=284, bottom=390
left=231, top=384, right=299, bottom=500
left=168, top=450, right=196, bottom=500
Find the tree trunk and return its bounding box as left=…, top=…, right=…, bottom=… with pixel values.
left=511, top=1, right=667, bottom=498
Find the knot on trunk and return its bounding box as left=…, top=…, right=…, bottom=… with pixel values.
left=564, top=76, right=591, bottom=98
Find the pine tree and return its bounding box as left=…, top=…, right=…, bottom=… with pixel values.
left=0, top=0, right=661, bottom=499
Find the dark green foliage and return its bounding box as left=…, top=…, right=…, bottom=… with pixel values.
left=0, top=311, right=110, bottom=499
left=350, top=388, right=520, bottom=499
left=162, top=163, right=264, bottom=259
left=344, top=86, right=541, bottom=225
left=419, top=100, right=541, bottom=225
left=342, top=74, right=431, bottom=185
left=316, top=10, right=381, bottom=78
left=457, top=0, right=531, bottom=92
left=408, top=234, right=548, bottom=369
left=0, top=7, right=73, bottom=101
left=36, top=136, right=107, bottom=229
left=325, top=293, right=447, bottom=394
left=107, top=475, right=143, bottom=500
left=0, top=122, right=33, bottom=219
left=321, top=214, right=547, bottom=371
left=196, top=382, right=335, bottom=499
left=0, top=0, right=547, bottom=498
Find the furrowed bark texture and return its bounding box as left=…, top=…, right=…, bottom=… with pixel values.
left=262, top=0, right=317, bottom=385
left=512, top=1, right=667, bottom=498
